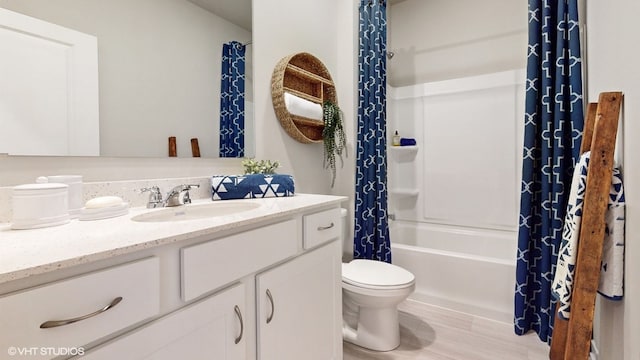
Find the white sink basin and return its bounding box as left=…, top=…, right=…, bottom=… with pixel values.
left=131, top=202, right=261, bottom=222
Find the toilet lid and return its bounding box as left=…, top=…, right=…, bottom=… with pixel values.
left=342, top=259, right=415, bottom=288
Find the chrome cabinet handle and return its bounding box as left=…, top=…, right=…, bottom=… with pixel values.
left=317, top=222, right=335, bottom=231
left=40, top=297, right=123, bottom=329
left=234, top=305, right=243, bottom=344
left=266, top=289, right=275, bottom=324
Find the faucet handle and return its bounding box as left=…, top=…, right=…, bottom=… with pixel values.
left=137, top=186, right=161, bottom=196
left=165, top=184, right=200, bottom=206
left=181, top=184, right=200, bottom=204
left=172, top=184, right=200, bottom=191
left=137, top=186, right=163, bottom=208
left=182, top=184, right=199, bottom=205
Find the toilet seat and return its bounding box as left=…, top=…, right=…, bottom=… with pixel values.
left=342, top=259, right=415, bottom=290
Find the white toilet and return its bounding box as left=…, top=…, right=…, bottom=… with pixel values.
left=340, top=210, right=416, bottom=351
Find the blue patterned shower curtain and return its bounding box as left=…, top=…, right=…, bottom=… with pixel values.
left=219, top=41, right=245, bottom=157
left=514, top=0, right=584, bottom=343
left=354, top=0, right=391, bottom=263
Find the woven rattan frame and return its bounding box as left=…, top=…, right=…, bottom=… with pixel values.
left=271, top=52, right=337, bottom=143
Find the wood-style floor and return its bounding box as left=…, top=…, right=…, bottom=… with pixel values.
left=343, top=299, right=550, bottom=360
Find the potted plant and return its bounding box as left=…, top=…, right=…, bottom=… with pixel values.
left=241, top=158, right=280, bottom=174
left=322, top=100, right=347, bottom=187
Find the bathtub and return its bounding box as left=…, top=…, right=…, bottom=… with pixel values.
left=390, top=220, right=517, bottom=324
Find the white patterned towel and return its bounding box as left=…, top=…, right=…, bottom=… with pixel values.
left=551, top=151, right=625, bottom=320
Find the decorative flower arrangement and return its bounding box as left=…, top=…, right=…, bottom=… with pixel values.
left=241, top=158, right=280, bottom=175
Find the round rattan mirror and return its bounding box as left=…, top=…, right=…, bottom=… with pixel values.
left=271, top=52, right=337, bottom=144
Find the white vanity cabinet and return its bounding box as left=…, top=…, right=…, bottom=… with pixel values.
left=0, top=197, right=344, bottom=360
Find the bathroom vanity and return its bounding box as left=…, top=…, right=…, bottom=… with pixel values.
left=0, top=194, right=344, bottom=360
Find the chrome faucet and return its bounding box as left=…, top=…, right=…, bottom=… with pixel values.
left=138, top=186, right=164, bottom=208
left=164, top=184, right=200, bottom=207
left=138, top=184, right=200, bottom=208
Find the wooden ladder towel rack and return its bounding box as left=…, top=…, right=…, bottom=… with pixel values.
left=549, top=92, right=623, bottom=360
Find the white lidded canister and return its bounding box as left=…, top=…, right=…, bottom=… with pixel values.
left=12, top=183, right=70, bottom=230
left=36, top=175, right=83, bottom=219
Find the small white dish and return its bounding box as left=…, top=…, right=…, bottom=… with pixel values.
left=79, top=202, right=129, bottom=221
left=79, top=196, right=129, bottom=221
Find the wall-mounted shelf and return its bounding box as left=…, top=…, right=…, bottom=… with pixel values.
left=389, top=145, right=419, bottom=153
left=271, top=53, right=337, bottom=144
left=389, top=145, right=418, bottom=164
left=389, top=188, right=419, bottom=197
left=284, top=64, right=334, bottom=105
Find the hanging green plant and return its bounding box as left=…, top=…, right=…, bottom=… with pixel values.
left=322, top=100, right=347, bottom=187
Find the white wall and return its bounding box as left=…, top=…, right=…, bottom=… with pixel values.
left=587, top=1, right=640, bottom=359
left=388, top=0, right=527, bottom=86
left=1, top=0, right=251, bottom=158
left=252, top=0, right=350, bottom=195
left=332, top=0, right=359, bottom=258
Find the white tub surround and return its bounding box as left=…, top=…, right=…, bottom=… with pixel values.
left=0, top=194, right=345, bottom=360
left=387, top=70, right=525, bottom=324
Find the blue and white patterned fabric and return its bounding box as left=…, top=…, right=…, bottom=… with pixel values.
left=515, top=0, right=584, bottom=343
left=210, top=174, right=294, bottom=201
left=552, top=152, right=625, bottom=320
left=219, top=41, right=245, bottom=158
left=354, top=0, right=391, bottom=263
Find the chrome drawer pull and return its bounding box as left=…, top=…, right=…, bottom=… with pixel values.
left=40, top=296, right=123, bottom=329
left=234, top=305, right=244, bottom=344
left=317, top=222, right=335, bottom=231
left=266, top=289, right=275, bottom=324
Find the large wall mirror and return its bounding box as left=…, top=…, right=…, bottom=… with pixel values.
left=0, top=0, right=253, bottom=158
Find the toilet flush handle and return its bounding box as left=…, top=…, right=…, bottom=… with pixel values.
left=266, top=289, right=275, bottom=324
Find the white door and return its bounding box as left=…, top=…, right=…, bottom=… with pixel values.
left=82, top=283, right=246, bottom=360
left=0, top=8, right=99, bottom=156
left=256, top=241, right=342, bottom=360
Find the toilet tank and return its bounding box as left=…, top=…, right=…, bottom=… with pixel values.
left=341, top=208, right=352, bottom=261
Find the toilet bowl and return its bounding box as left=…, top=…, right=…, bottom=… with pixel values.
left=342, top=259, right=415, bottom=351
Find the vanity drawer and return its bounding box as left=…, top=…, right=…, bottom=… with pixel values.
left=303, top=208, right=341, bottom=249
left=0, top=257, right=160, bottom=354
left=81, top=283, right=246, bottom=360
left=181, top=219, right=298, bottom=302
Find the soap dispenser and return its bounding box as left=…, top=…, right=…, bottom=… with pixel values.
left=392, top=130, right=400, bottom=146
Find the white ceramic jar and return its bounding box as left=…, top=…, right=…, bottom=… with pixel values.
left=12, top=183, right=70, bottom=230
left=36, top=175, right=83, bottom=218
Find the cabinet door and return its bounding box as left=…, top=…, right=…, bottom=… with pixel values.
left=82, top=283, right=246, bottom=360
left=257, top=241, right=342, bottom=360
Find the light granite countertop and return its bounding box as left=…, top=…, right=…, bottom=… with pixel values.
left=0, top=194, right=346, bottom=285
